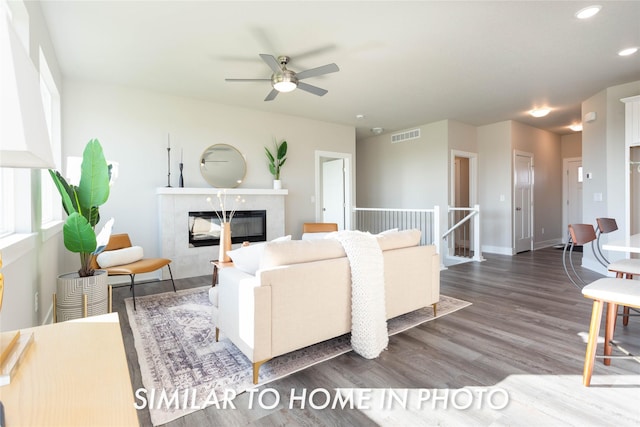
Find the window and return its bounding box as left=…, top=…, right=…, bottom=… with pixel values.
left=39, top=47, right=61, bottom=226
left=0, top=169, right=15, bottom=238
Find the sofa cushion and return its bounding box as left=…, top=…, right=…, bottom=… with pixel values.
left=260, top=239, right=346, bottom=269
left=227, top=235, right=291, bottom=275
left=96, top=246, right=144, bottom=268
left=376, top=229, right=422, bottom=250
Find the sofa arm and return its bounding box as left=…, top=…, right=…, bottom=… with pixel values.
left=218, top=268, right=271, bottom=362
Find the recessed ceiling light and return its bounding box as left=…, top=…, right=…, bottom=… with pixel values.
left=569, top=123, right=583, bottom=132
left=618, top=47, right=638, bottom=56
left=356, top=114, right=365, bottom=119
left=529, top=108, right=551, bottom=118
left=575, top=5, right=602, bottom=19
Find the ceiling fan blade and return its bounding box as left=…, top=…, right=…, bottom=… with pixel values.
left=259, top=54, right=282, bottom=73
left=296, top=63, right=339, bottom=80
left=264, top=89, right=279, bottom=101
left=297, top=82, right=328, bottom=97
left=225, top=78, right=270, bottom=82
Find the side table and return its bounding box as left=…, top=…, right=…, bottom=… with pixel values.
left=211, top=260, right=234, bottom=287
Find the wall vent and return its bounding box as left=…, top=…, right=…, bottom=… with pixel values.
left=391, top=128, right=420, bottom=143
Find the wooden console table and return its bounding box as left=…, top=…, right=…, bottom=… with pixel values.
left=211, top=260, right=234, bottom=286
left=0, top=313, right=138, bottom=426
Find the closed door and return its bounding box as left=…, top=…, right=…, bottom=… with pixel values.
left=514, top=153, right=533, bottom=253
left=322, top=158, right=345, bottom=229
left=565, top=159, right=583, bottom=240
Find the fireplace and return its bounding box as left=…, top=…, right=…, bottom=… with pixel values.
left=188, top=210, right=267, bottom=247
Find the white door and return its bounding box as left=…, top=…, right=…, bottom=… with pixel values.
left=564, top=158, right=583, bottom=242
left=322, top=158, right=345, bottom=229
left=514, top=152, right=533, bottom=253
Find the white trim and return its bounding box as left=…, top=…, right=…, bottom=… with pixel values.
left=562, top=156, right=582, bottom=243
left=513, top=150, right=534, bottom=253
left=481, top=245, right=514, bottom=256
left=314, top=150, right=353, bottom=230
left=0, top=232, right=36, bottom=267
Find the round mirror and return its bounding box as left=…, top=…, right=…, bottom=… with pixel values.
left=199, top=144, right=246, bottom=188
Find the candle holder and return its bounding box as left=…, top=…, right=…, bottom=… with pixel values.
left=179, top=162, right=184, bottom=188
left=166, top=147, right=172, bottom=187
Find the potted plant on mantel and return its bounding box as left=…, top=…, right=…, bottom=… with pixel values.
left=264, top=139, right=287, bottom=190
left=49, top=138, right=114, bottom=321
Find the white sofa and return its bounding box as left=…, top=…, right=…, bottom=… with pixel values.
left=209, top=229, right=440, bottom=383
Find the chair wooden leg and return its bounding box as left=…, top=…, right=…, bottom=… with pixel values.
left=583, top=299, right=603, bottom=386
left=622, top=273, right=632, bottom=326
left=604, top=301, right=618, bottom=366
left=215, top=327, right=219, bottom=342
left=432, top=303, right=438, bottom=317
left=622, top=306, right=630, bottom=326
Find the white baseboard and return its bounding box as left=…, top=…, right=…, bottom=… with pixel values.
left=481, top=245, right=514, bottom=256
left=534, top=238, right=562, bottom=250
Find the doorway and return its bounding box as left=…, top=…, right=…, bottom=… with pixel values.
left=562, top=157, right=583, bottom=243
left=314, top=151, right=352, bottom=230
left=450, top=150, right=478, bottom=256
left=514, top=151, right=533, bottom=253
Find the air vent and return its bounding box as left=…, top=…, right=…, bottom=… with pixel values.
left=391, top=128, right=420, bottom=143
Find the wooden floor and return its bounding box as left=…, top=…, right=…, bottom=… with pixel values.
left=112, top=248, right=640, bottom=426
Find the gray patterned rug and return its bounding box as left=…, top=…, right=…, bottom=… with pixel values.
left=125, top=286, right=471, bottom=426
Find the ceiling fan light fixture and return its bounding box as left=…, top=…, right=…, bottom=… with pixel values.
left=272, top=70, right=298, bottom=93
left=575, top=5, right=601, bottom=19
left=618, top=47, right=638, bottom=57
left=529, top=107, right=551, bottom=118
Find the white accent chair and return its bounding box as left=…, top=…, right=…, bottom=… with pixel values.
left=567, top=224, right=640, bottom=386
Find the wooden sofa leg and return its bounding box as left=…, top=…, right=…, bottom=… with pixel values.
left=215, top=327, right=219, bottom=342
left=253, top=359, right=271, bottom=384
left=432, top=303, right=438, bottom=318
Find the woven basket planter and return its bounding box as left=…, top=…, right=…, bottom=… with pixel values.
left=55, top=270, right=109, bottom=322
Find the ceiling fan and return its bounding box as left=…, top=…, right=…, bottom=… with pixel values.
left=225, top=54, right=339, bottom=101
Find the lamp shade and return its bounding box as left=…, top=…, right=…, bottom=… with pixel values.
left=271, top=70, right=298, bottom=93
left=0, top=13, right=54, bottom=169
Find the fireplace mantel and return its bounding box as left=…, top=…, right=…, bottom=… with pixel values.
left=157, top=187, right=288, bottom=196
left=157, top=187, right=287, bottom=279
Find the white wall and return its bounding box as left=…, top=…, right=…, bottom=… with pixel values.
left=61, top=80, right=355, bottom=279
left=356, top=120, right=450, bottom=248
left=581, top=80, right=640, bottom=273
left=512, top=121, right=562, bottom=248
left=561, top=132, right=582, bottom=159
left=477, top=121, right=513, bottom=253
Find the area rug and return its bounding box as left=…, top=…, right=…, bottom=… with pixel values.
left=125, top=286, right=471, bottom=425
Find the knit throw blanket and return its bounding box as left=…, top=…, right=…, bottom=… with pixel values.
left=331, top=230, right=388, bottom=359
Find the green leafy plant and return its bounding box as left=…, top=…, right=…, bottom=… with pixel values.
left=49, top=139, right=111, bottom=277
left=264, top=139, right=287, bottom=180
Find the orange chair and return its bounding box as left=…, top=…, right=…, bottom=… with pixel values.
left=302, top=222, right=338, bottom=234
left=91, top=233, right=175, bottom=310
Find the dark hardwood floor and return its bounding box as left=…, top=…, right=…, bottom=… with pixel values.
left=112, top=248, right=640, bottom=426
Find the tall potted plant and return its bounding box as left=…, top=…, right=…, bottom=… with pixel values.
left=264, top=139, right=287, bottom=189
left=49, top=138, right=113, bottom=321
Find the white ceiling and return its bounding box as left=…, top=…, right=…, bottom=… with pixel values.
left=38, top=1, right=640, bottom=139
